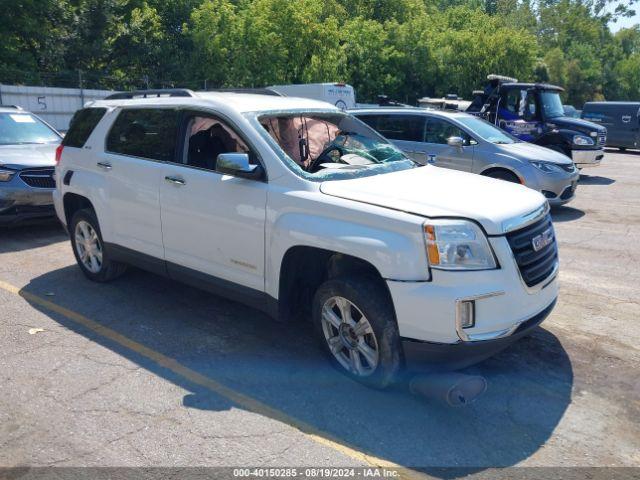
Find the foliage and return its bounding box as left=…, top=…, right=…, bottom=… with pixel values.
left=0, top=0, right=638, bottom=105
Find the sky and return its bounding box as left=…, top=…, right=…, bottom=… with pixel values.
left=608, top=4, right=640, bottom=32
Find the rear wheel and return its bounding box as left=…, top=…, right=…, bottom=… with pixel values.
left=313, top=276, right=401, bottom=389
left=70, top=208, right=127, bottom=282
left=483, top=169, right=520, bottom=183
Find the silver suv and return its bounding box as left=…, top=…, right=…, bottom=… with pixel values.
left=0, top=105, right=62, bottom=225
left=352, top=108, right=580, bottom=206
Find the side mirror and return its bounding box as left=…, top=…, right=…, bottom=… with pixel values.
left=447, top=136, right=465, bottom=148
left=217, top=153, right=264, bottom=180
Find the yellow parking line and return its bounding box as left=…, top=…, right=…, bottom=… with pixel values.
left=0, top=279, right=423, bottom=479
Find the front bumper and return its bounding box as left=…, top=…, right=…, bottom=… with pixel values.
left=572, top=148, right=604, bottom=167
left=386, top=234, right=558, bottom=370
left=536, top=170, right=580, bottom=207
left=0, top=179, right=56, bottom=225
left=401, top=299, right=556, bottom=372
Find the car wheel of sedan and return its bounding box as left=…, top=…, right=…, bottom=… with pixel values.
left=313, top=276, right=401, bottom=389
left=484, top=169, right=520, bottom=183
left=70, top=208, right=127, bottom=282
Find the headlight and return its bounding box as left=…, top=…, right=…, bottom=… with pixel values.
left=530, top=161, right=563, bottom=174
left=0, top=168, right=16, bottom=182
left=424, top=220, right=497, bottom=270
left=573, top=135, right=594, bottom=146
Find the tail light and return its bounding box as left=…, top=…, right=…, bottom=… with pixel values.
left=55, top=144, right=64, bottom=164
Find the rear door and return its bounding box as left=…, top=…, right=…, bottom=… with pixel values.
left=422, top=116, right=475, bottom=171
left=159, top=110, right=268, bottom=292
left=619, top=105, right=640, bottom=148
left=102, top=107, right=180, bottom=260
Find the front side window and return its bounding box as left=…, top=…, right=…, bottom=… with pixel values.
left=0, top=112, right=61, bottom=145
left=251, top=110, right=415, bottom=181
left=106, top=109, right=180, bottom=162
left=503, top=89, right=522, bottom=114
left=425, top=118, right=469, bottom=145
left=180, top=114, right=253, bottom=172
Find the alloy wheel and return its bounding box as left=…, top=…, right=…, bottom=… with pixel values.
left=74, top=220, right=103, bottom=274
left=321, top=296, right=379, bottom=377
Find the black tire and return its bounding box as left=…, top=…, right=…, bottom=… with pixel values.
left=69, top=208, right=127, bottom=282
left=312, top=276, right=401, bottom=389
left=483, top=169, right=520, bottom=183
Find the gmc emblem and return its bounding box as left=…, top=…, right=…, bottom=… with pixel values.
left=532, top=228, right=554, bottom=252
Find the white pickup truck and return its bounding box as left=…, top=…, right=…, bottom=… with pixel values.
left=53, top=89, right=558, bottom=388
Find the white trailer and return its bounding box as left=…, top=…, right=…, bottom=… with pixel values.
left=268, top=83, right=356, bottom=110
left=0, top=84, right=113, bottom=131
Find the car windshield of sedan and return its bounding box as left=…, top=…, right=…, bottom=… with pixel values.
left=251, top=111, right=416, bottom=181
left=456, top=116, right=520, bottom=144
left=0, top=113, right=61, bottom=145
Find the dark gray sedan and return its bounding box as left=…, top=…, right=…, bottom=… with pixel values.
left=0, top=106, right=61, bottom=225
left=351, top=107, right=580, bottom=206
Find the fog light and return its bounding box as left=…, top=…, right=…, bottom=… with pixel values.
left=457, top=300, right=475, bottom=329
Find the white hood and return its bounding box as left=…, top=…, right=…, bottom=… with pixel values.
left=496, top=142, right=573, bottom=164
left=0, top=143, right=58, bottom=169
left=320, top=165, right=546, bottom=235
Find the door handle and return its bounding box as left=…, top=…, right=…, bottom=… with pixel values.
left=97, top=161, right=112, bottom=170
left=165, top=176, right=186, bottom=186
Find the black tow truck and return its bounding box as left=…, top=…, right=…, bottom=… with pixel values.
left=466, top=75, right=606, bottom=168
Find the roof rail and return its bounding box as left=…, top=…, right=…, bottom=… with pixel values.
left=208, top=88, right=283, bottom=97
left=105, top=89, right=196, bottom=100
left=0, top=104, right=24, bottom=110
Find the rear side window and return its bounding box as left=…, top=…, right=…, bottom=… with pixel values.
left=357, top=114, right=425, bottom=142
left=63, top=108, right=107, bottom=147
left=106, top=109, right=180, bottom=162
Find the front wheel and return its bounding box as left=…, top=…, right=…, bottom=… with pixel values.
left=312, top=276, right=401, bottom=389
left=483, top=169, right=520, bottom=183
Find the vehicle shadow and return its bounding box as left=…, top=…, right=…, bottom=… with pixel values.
left=551, top=206, right=585, bottom=222
left=578, top=174, right=615, bottom=186
left=0, top=221, right=66, bottom=254
left=605, top=148, right=640, bottom=156
left=21, top=266, right=573, bottom=474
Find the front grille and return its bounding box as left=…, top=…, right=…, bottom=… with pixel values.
left=598, top=132, right=606, bottom=146
left=19, top=168, right=56, bottom=189
left=506, top=214, right=558, bottom=288
left=560, top=185, right=575, bottom=200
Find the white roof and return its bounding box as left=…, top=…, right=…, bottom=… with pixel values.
left=91, top=91, right=340, bottom=114
left=349, top=107, right=472, bottom=119
left=0, top=106, right=26, bottom=113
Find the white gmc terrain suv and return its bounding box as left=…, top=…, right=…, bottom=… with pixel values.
left=54, top=89, right=559, bottom=388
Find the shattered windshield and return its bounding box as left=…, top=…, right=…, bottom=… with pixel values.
left=249, top=110, right=416, bottom=181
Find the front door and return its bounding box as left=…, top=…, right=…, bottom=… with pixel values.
left=159, top=111, right=268, bottom=292
left=422, top=117, right=475, bottom=171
